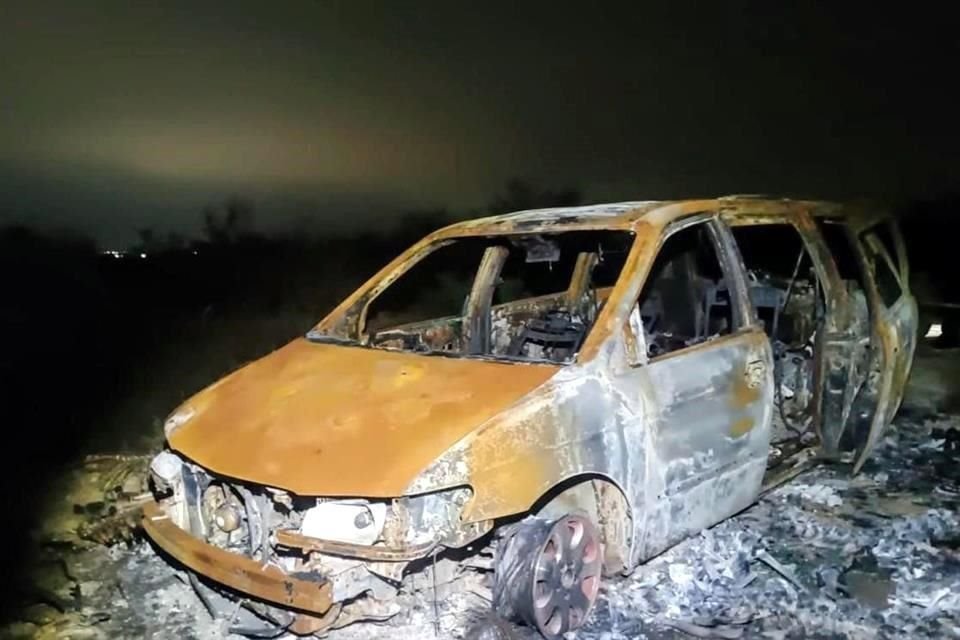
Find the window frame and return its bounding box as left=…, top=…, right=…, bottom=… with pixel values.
left=627, top=214, right=754, bottom=365
left=351, top=229, right=637, bottom=363
left=858, top=221, right=907, bottom=309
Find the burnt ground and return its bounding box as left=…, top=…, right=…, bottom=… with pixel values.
left=3, top=349, right=959, bottom=640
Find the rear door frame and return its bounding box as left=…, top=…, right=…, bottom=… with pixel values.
left=844, top=213, right=918, bottom=472
left=719, top=204, right=867, bottom=457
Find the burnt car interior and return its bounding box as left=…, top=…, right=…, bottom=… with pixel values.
left=349, top=230, right=634, bottom=363
left=633, top=222, right=737, bottom=358
left=630, top=220, right=835, bottom=443
left=730, top=224, right=826, bottom=440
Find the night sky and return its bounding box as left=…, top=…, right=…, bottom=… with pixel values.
left=1, top=2, right=956, bottom=247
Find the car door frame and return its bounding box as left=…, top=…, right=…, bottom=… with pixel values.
left=719, top=205, right=870, bottom=457
left=617, top=212, right=774, bottom=560
left=844, top=213, right=918, bottom=472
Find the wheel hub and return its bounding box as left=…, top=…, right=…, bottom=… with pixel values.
left=493, top=513, right=603, bottom=639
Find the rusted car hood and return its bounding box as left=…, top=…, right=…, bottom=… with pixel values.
left=168, top=338, right=558, bottom=497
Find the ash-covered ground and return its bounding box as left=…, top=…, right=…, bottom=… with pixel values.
left=5, top=351, right=959, bottom=640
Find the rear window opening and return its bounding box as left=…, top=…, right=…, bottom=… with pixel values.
left=316, top=230, right=634, bottom=364
left=818, top=216, right=903, bottom=307
left=816, top=219, right=869, bottom=297
left=732, top=225, right=822, bottom=344
left=859, top=224, right=904, bottom=308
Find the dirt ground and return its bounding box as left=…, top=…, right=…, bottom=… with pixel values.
left=4, top=348, right=959, bottom=640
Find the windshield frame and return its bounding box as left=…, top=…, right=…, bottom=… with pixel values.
left=308, top=228, right=638, bottom=365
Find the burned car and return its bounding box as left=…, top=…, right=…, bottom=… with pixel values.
left=143, top=197, right=916, bottom=638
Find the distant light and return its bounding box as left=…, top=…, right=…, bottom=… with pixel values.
left=925, top=323, right=942, bottom=338
left=193, top=250, right=199, bottom=256
left=140, top=252, right=147, bottom=259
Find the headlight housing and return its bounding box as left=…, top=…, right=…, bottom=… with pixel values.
left=296, top=488, right=472, bottom=548
left=395, top=486, right=472, bottom=546
left=149, top=450, right=184, bottom=493
left=300, top=500, right=388, bottom=546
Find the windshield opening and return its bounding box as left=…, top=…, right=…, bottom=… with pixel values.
left=308, top=230, right=634, bottom=364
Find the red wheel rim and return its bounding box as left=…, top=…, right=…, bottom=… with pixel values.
left=531, top=515, right=602, bottom=638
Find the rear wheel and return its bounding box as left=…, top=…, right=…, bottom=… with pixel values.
left=493, top=514, right=602, bottom=639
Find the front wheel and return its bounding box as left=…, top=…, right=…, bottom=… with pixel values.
left=493, top=514, right=602, bottom=639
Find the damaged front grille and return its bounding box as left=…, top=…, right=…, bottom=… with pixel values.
left=172, top=464, right=315, bottom=562
left=151, top=452, right=309, bottom=561
left=149, top=451, right=483, bottom=610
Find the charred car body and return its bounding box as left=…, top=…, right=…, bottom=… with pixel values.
left=143, top=197, right=916, bottom=638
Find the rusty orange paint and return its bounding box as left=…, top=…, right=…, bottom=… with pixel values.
left=168, top=338, right=557, bottom=496
left=730, top=417, right=754, bottom=437
left=730, top=369, right=761, bottom=409
left=461, top=401, right=559, bottom=520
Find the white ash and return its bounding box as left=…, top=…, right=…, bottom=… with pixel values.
left=6, top=413, right=959, bottom=640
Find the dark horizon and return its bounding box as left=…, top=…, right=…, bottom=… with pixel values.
left=2, top=2, right=957, bottom=247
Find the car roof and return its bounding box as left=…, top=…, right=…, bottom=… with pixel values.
left=435, top=196, right=865, bottom=238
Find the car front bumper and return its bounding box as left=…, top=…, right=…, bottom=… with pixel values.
left=141, top=501, right=334, bottom=615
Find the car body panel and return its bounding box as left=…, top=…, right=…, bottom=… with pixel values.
left=631, top=327, right=773, bottom=558
left=847, top=215, right=918, bottom=472
left=720, top=207, right=872, bottom=456
left=167, top=338, right=558, bottom=496
left=404, top=213, right=775, bottom=566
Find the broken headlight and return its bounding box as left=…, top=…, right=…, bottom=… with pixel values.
left=298, top=488, right=472, bottom=548
left=148, top=450, right=190, bottom=530
left=149, top=450, right=184, bottom=495
left=396, top=486, right=472, bottom=546
left=300, top=500, right=389, bottom=546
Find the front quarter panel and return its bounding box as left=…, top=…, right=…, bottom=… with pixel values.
left=408, top=342, right=641, bottom=526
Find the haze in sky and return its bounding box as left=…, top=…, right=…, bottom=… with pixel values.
left=1, top=2, right=956, bottom=246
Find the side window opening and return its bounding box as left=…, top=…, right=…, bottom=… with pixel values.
left=816, top=218, right=871, bottom=332
left=871, top=221, right=902, bottom=277
left=816, top=216, right=902, bottom=309
left=730, top=223, right=824, bottom=438
left=860, top=225, right=903, bottom=308
left=635, top=222, right=736, bottom=358
left=817, top=219, right=865, bottom=288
